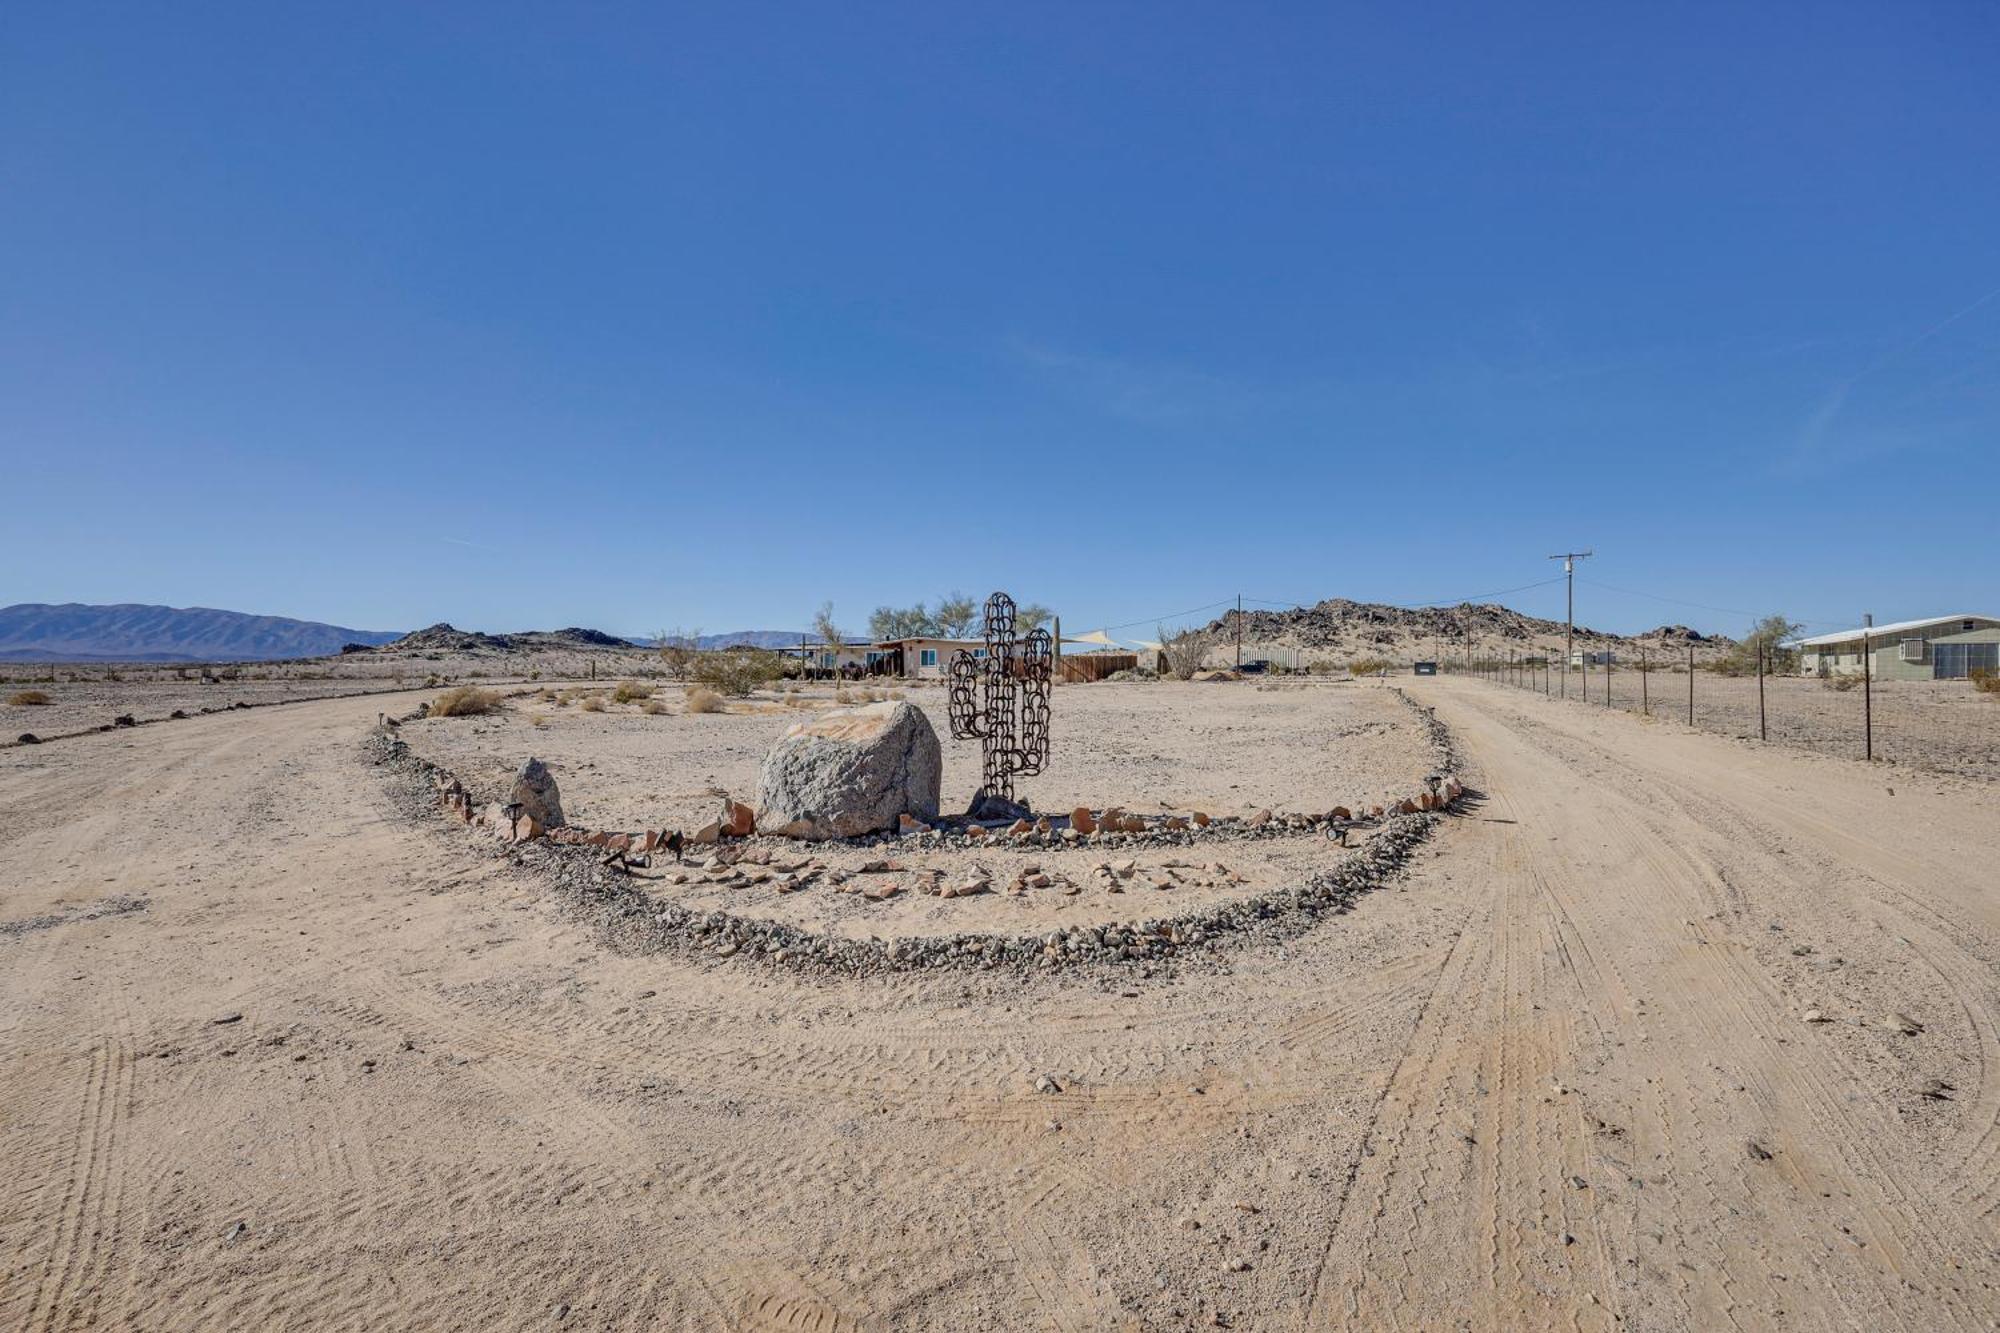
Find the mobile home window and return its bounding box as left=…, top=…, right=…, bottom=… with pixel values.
left=920, top=649, right=938, bottom=667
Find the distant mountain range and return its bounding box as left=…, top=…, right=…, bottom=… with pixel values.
left=0, top=604, right=819, bottom=662
left=0, top=603, right=403, bottom=662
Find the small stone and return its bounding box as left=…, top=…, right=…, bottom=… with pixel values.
left=1803, top=1009, right=1828, bottom=1023
left=1035, top=1073, right=1062, bottom=1094
left=1882, top=1012, right=1922, bottom=1036
left=1223, top=1258, right=1252, bottom=1273
left=1746, top=1140, right=1774, bottom=1161
left=1071, top=807, right=1097, bottom=835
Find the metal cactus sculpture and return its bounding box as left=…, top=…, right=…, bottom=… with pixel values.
left=947, top=592, right=1052, bottom=806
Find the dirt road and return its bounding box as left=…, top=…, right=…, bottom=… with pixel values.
left=2, top=681, right=1996, bottom=1330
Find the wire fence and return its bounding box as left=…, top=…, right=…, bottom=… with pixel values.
left=1446, top=648, right=2000, bottom=784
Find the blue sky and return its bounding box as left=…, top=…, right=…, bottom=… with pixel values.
left=3, top=2, right=1996, bottom=640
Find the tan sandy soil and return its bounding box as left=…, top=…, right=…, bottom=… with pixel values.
left=3, top=677, right=1998, bottom=1329
left=1466, top=665, right=2000, bottom=781
left=406, top=679, right=1433, bottom=836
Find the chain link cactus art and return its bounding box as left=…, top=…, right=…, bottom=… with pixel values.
left=946, top=592, right=1052, bottom=805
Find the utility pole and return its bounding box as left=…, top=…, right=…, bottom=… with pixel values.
left=1235, top=594, right=1242, bottom=669
left=1548, top=550, right=1592, bottom=700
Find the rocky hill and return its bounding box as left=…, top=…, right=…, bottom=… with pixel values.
left=371, top=624, right=639, bottom=655
left=1202, top=598, right=1731, bottom=664
left=0, top=603, right=402, bottom=662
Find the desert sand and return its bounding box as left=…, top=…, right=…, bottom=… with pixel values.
left=3, top=673, right=1998, bottom=1330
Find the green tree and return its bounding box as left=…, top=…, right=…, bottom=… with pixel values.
left=869, top=603, right=935, bottom=640
left=1716, top=614, right=1804, bottom=675
left=1016, top=603, right=1053, bottom=633
left=932, top=592, right=978, bottom=639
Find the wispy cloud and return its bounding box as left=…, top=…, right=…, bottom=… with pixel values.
left=1788, top=283, right=2000, bottom=474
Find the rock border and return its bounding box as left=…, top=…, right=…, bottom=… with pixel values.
left=369, top=686, right=1473, bottom=976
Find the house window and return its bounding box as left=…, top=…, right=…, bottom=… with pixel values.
left=920, top=649, right=938, bottom=667
left=819, top=652, right=834, bottom=668
left=973, top=648, right=987, bottom=659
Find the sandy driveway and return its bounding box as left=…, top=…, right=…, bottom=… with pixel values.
left=2, top=681, right=1996, bottom=1330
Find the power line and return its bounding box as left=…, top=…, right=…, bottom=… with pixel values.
left=1573, top=578, right=1844, bottom=628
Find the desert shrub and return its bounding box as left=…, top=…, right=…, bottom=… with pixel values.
left=834, top=687, right=854, bottom=704
left=431, top=686, right=500, bottom=717
left=1970, top=668, right=1999, bottom=695
left=530, top=713, right=550, bottom=728
left=684, top=686, right=725, bottom=714
left=8, top=689, right=51, bottom=706
left=642, top=698, right=669, bottom=714
left=1347, top=657, right=1394, bottom=678
left=690, top=647, right=785, bottom=697
left=1820, top=671, right=1860, bottom=693
left=537, top=687, right=555, bottom=701
left=613, top=680, right=654, bottom=704
left=1157, top=626, right=1215, bottom=681
left=580, top=695, right=606, bottom=712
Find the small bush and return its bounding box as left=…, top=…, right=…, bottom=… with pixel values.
left=7, top=689, right=51, bottom=706
left=1971, top=668, right=1999, bottom=695
left=530, top=713, right=550, bottom=728
left=685, top=686, right=725, bottom=714
left=1820, top=671, right=1860, bottom=693
left=580, top=695, right=606, bottom=712
left=431, top=686, right=500, bottom=717
left=613, top=680, right=654, bottom=704
left=1347, top=657, right=1393, bottom=678
left=690, top=647, right=786, bottom=697
left=642, top=698, right=669, bottom=715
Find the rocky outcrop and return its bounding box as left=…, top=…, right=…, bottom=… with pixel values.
left=510, top=757, right=565, bottom=827
left=756, top=702, right=941, bottom=839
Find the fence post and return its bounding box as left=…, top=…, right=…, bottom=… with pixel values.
left=1687, top=644, right=1695, bottom=724
left=1863, top=620, right=1873, bottom=761
left=1757, top=641, right=1767, bottom=741
left=1641, top=648, right=1649, bottom=715
left=1606, top=651, right=1613, bottom=708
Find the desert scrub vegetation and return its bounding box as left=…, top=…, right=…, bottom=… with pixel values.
left=690, top=647, right=786, bottom=696
left=7, top=689, right=52, bottom=706
left=1157, top=626, right=1215, bottom=681
left=580, top=694, right=606, bottom=712
left=430, top=686, right=501, bottom=717
left=684, top=686, right=725, bottom=714
left=612, top=680, right=654, bottom=704
left=642, top=698, right=669, bottom=715
left=1346, top=657, right=1394, bottom=678
left=1972, top=668, right=1999, bottom=696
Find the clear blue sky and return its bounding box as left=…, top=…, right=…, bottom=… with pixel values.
left=4, top=2, right=1996, bottom=640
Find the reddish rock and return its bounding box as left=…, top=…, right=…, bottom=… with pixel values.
left=512, top=812, right=545, bottom=843
left=721, top=800, right=755, bottom=838
left=1192, top=812, right=1211, bottom=827
left=1071, top=808, right=1097, bottom=835
left=1246, top=808, right=1273, bottom=828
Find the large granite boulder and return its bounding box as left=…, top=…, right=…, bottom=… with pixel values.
left=510, top=757, right=565, bottom=827
left=756, top=701, right=942, bottom=839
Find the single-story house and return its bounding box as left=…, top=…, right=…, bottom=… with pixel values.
left=1569, top=649, right=1616, bottom=668
left=1791, top=615, right=2000, bottom=681
left=870, top=637, right=991, bottom=679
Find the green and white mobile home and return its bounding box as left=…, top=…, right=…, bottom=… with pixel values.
left=1792, top=615, right=2000, bottom=681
